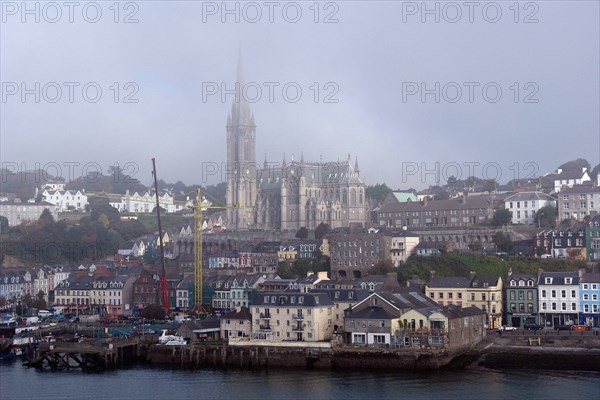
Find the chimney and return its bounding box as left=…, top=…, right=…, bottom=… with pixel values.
left=557, top=168, right=563, bottom=174
left=578, top=268, right=585, bottom=278
left=469, top=271, right=476, bottom=279
left=582, top=167, right=587, bottom=173
left=430, top=270, right=435, bottom=279
left=317, top=271, right=328, bottom=280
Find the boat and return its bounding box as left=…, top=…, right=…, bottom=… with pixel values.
left=0, top=351, right=17, bottom=361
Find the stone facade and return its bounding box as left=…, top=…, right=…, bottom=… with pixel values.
left=225, top=58, right=368, bottom=231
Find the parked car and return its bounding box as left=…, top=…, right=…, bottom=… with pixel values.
left=572, top=325, right=590, bottom=332
left=555, top=324, right=573, bottom=331
left=523, top=323, right=543, bottom=330
left=497, top=326, right=518, bottom=332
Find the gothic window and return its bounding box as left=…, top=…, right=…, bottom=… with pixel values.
left=350, top=188, right=357, bottom=207
left=342, top=189, right=347, bottom=205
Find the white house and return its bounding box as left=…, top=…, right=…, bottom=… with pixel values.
left=538, top=271, right=580, bottom=327
left=42, top=190, right=88, bottom=212
left=504, top=192, right=557, bottom=225
left=109, top=190, right=185, bottom=213
left=550, top=168, right=591, bottom=193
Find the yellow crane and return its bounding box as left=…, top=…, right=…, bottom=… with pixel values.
left=193, top=188, right=239, bottom=308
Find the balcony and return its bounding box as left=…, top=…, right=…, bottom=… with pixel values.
left=292, top=314, right=304, bottom=320
left=292, top=325, right=304, bottom=332
left=260, top=313, right=271, bottom=319
left=258, top=325, right=272, bottom=331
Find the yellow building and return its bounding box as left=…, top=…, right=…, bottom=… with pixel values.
left=426, top=274, right=503, bottom=328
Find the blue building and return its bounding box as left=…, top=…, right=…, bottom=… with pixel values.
left=579, top=272, right=600, bottom=327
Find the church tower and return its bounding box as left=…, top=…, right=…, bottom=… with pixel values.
left=226, top=52, right=257, bottom=230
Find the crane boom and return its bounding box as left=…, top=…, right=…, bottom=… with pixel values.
left=151, top=158, right=169, bottom=311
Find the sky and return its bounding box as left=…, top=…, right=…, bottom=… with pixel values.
left=1, top=0, right=599, bottom=191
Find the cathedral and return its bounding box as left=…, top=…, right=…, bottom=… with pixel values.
left=225, top=58, right=368, bottom=231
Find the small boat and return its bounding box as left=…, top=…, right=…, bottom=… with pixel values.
left=0, top=352, right=17, bottom=361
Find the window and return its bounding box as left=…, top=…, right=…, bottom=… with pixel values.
left=571, top=303, right=576, bottom=311
left=551, top=290, right=556, bottom=298
left=561, top=290, right=566, bottom=298
left=551, top=303, right=556, bottom=311
left=438, top=292, right=444, bottom=299
left=561, top=303, right=566, bottom=311
left=571, top=290, right=576, bottom=298
left=470, top=293, right=475, bottom=301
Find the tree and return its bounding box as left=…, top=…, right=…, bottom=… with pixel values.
left=366, top=183, right=392, bottom=204
left=0, top=216, right=8, bottom=233
left=492, top=209, right=512, bottom=226
left=31, top=291, right=47, bottom=310
left=368, top=259, right=395, bottom=275
left=141, top=303, right=166, bottom=320
left=493, top=232, right=513, bottom=253
left=468, top=240, right=483, bottom=252
left=534, top=205, right=557, bottom=228
left=314, top=223, right=330, bottom=240
left=433, top=191, right=449, bottom=200
left=39, top=208, right=55, bottom=225
left=295, top=227, right=308, bottom=239
left=98, top=213, right=110, bottom=228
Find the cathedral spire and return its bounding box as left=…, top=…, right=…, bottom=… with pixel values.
left=354, top=156, right=360, bottom=175
left=232, top=49, right=252, bottom=126
left=282, top=153, right=287, bottom=170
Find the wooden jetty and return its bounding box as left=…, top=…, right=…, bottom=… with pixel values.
left=25, top=338, right=143, bottom=371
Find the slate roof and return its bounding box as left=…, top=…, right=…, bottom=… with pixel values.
left=252, top=292, right=334, bottom=307
left=349, top=306, right=397, bottom=320
left=538, top=272, right=580, bottom=285
left=579, top=272, right=600, bottom=284
left=379, top=195, right=491, bottom=213
left=559, top=185, right=599, bottom=194
left=504, top=192, right=556, bottom=202
left=470, top=276, right=501, bottom=288
left=310, top=288, right=370, bottom=303
left=427, top=276, right=471, bottom=289
left=221, top=306, right=252, bottom=321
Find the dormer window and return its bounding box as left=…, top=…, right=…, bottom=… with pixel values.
left=473, top=282, right=478, bottom=287
left=348, top=292, right=354, bottom=299
left=545, top=277, right=552, bottom=284
left=299, top=296, right=304, bottom=304
left=518, top=280, right=525, bottom=287
left=483, top=282, right=489, bottom=288
left=527, top=280, right=534, bottom=287
left=565, top=278, right=572, bottom=284
left=510, top=281, right=516, bottom=287
left=334, top=291, right=340, bottom=299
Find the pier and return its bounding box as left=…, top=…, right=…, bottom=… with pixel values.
left=24, top=338, right=148, bottom=371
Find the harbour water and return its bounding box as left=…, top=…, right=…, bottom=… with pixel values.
left=1, top=362, right=599, bottom=400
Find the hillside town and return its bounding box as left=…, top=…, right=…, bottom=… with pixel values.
left=1, top=61, right=599, bottom=356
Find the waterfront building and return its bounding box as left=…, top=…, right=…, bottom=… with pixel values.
left=585, top=215, right=600, bottom=262
left=176, top=275, right=194, bottom=310
left=343, top=290, right=439, bottom=345
left=579, top=272, right=600, bottom=327
left=132, top=270, right=159, bottom=311
left=250, top=292, right=334, bottom=342
left=425, top=273, right=503, bottom=328
left=505, top=272, right=539, bottom=328
left=399, top=305, right=486, bottom=351
left=538, top=271, right=580, bottom=327
left=0, top=271, right=21, bottom=302
left=221, top=306, right=252, bottom=339
left=310, top=288, right=370, bottom=335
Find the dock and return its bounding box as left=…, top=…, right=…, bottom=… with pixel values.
left=24, top=338, right=147, bottom=371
